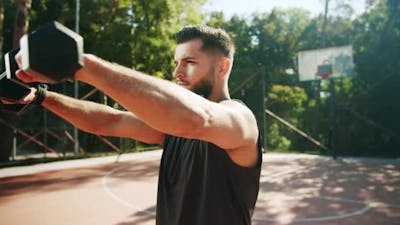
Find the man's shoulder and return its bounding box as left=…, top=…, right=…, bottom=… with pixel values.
left=219, top=99, right=245, bottom=107
left=219, top=99, right=253, bottom=114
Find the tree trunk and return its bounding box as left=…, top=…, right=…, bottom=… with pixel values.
left=0, top=0, right=31, bottom=162
left=13, top=0, right=31, bottom=48
left=0, top=0, right=4, bottom=56
left=0, top=0, right=13, bottom=162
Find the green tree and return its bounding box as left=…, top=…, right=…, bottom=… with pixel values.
left=338, top=0, right=400, bottom=156
left=266, top=85, right=308, bottom=150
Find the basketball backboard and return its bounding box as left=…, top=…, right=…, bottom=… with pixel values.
left=298, top=45, right=354, bottom=81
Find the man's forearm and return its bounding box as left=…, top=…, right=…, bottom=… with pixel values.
left=42, top=91, right=121, bottom=135
left=75, top=54, right=210, bottom=137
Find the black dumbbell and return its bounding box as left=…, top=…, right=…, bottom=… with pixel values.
left=0, top=49, right=33, bottom=115
left=0, top=49, right=32, bottom=103
left=19, top=21, right=84, bottom=83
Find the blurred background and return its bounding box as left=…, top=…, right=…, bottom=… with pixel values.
left=0, top=0, right=399, bottom=164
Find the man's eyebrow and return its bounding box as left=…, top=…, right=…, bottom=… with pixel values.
left=182, top=56, right=197, bottom=60
left=174, top=56, right=197, bottom=62
left=185, top=56, right=198, bottom=60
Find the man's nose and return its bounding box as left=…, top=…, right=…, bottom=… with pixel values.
left=173, top=64, right=185, bottom=78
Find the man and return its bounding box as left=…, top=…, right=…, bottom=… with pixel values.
left=16, top=25, right=262, bottom=225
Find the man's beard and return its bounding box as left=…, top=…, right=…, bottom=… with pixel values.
left=191, top=69, right=215, bottom=98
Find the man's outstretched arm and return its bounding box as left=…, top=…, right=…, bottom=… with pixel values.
left=37, top=90, right=165, bottom=144
left=77, top=55, right=258, bottom=155
left=17, top=54, right=258, bottom=165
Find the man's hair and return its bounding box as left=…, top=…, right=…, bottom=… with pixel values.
left=175, top=25, right=235, bottom=59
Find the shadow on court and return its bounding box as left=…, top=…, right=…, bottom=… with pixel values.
left=0, top=152, right=398, bottom=225
left=0, top=160, right=159, bottom=204
left=254, top=155, right=400, bottom=225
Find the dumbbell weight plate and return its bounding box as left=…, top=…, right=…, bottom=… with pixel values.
left=20, top=21, right=84, bottom=83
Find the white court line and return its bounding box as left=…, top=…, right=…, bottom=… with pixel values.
left=101, top=165, right=156, bottom=216
left=319, top=195, right=400, bottom=209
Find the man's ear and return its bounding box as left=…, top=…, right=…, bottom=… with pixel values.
left=218, top=57, right=231, bottom=78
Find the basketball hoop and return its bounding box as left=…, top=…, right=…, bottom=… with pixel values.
left=316, top=62, right=332, bottom=79
left=298, top=45, right=354, bottom=81
left=316, top=71, right=331, bottom=79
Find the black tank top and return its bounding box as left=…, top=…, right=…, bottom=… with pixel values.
left=156, top=135, right=262, bottom=225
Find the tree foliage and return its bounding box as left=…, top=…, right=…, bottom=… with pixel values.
left=204, top=0, right=399, bottom=156
left=1, top=0, right=398, bottom=160
left=0, top=0, right=205, bottom=161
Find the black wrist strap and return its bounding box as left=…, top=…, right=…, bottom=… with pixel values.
left=32, top=84, right=48, bottom=105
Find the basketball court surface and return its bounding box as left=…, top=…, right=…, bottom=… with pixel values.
left=0, top=150, right=399, bottom=225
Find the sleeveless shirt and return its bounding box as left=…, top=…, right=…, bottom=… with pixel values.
left=156, top=135, right=262, bottom=225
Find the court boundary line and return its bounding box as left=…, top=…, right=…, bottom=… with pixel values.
left=101, top=165, right=156, bottom=217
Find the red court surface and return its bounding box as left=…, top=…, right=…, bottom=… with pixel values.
left=0, top=150, right=399, bottom=225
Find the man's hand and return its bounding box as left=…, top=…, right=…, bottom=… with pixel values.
left=0, top=87, right=37, bottom=105
left=14, top=52, right=52, bottom=83
left=21, top=87, right=38, bottom=104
